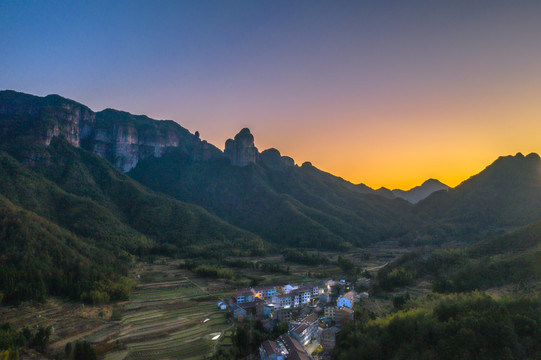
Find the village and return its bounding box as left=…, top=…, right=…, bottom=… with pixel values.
left=221, top=278, right=370, bottom=360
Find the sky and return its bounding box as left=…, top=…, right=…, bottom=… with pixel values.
left=1, top=0, right=541, bottom=189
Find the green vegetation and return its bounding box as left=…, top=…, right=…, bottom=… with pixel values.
left=417, top=153, right=541, bottom=238
left=73, top=341, right=97, bottom=360
left=2, top=91, right=541, bottom=360
left=0, top=323, right=51, bottom=356
left=129, top=147, right=418, bottom=250
left=0, top=139, right=263, bottom=304
left=376, top=218, right=541, bottom=293
left=335, top=293, right=541, bottom=360
left=0, top=194, right=131, bottom=304
left=214, top=319, right=288, bottom=360
left=283, top=249, right=330, bottom=266
left=181, top=261, right=235, bottom=279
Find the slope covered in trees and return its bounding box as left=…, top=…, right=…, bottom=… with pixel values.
left=129, top=148, right=418, bottom=250
left=334, top=293, right=541, bottom=360
left=0, top=142, right=264, bottom=304
left=376, top=216, right=541, bottom=294
left=416, top=153, right=541, bottom=237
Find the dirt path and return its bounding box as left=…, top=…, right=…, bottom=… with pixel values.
left=366, top=261, right=389, bottom=271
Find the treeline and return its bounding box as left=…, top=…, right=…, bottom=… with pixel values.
left=180, top=261, right=234, bottom=279
left=375, top=237, right=541, bottom=293
left=283, top=249, right=331, bottom=266
left=180, top=259, right=291, bottom=280
left=0, top=322, right=97, bottom=360
left=0, top=323, right=51, bottom=357
left=334, top=293, right=541, bottom=360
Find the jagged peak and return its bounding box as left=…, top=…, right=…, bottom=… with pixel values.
left=224, top=128, right=258, bottom=166
left=233, top=127, right=255, bottom=143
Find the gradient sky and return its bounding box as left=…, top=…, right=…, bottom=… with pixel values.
left=2, top=1, right=541, bottom=189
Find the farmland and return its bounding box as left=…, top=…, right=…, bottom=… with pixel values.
left=0, top=245, right=402, bottom=359
left=1, top=260, right=234, bottom=360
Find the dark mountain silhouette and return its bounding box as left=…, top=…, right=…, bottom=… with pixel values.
left=393, top=179, right=450, bottom=204
left=416, top=153, right=541, bottom=235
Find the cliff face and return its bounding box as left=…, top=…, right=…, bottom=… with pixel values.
left=0, top=91, right=222, bottom=171
left=84, top=109, right=221, bottom=172
left=224, top=128, right=259, bottom=166
left=0, top=92, right=95, bottom=148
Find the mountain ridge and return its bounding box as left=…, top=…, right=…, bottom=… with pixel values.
left=2, top=89, right=541, bottom=306
left=392, top=178, right=450, bottom=204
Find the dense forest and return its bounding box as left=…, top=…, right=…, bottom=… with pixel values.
left=334, top=293, right=541, bottom=360
left=0, top=140, right=264, bottom=304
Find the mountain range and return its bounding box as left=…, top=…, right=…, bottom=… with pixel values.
left=2, top=90, right=541, bottom=303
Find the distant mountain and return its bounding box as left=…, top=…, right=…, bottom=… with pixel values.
left=416, top=153, right=541, bottom=235
left=393, top=179, right=449, bottom=204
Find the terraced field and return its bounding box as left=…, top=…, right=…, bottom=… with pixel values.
left=107, top=285, right=232, bottom=360
left=1, top=249, right=398, bottom=359
left=1, top=260, right=233, bottom=360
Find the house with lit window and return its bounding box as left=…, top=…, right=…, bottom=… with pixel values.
left=235, top=289, right=256, bottom=304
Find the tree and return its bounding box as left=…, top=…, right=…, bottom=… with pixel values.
left=393, top=292, right=410, bottom=310
left=272, top=321, right=289, bottom=339
left=31, top=326, right=51, bottom=353
left=73, top=341, right=96, bottom=360
left=65, top=342, right=72, bottom=358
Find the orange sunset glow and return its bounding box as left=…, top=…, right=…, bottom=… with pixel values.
left=2, top=1, right=541, bottom=190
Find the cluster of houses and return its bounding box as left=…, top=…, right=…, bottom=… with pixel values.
left=224, top=279, right=370, bottom=360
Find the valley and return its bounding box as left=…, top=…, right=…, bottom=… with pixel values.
left=0, top=245, right=401, bottom=360
left=0, top=91, right=540, bottom=359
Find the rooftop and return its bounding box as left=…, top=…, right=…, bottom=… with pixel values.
left=303, top=312, right=318, bottom=324
left=292, top=323, right=308, bottom=334
left=261, top=340, right=280, bottom=355
left=234, top=289, right=254, bottom=297
left=342, top=290, right=356, bottom=301
left=281, top=335, right=310, bottom=360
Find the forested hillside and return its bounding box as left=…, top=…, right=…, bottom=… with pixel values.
left=334, top=293, right=541, bottom=360
left=129, top=148, right=418, bottom=250
left=0, top=140, right=264, bottom=304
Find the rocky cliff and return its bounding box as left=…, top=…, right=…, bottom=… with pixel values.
left=224, top=128, right=259, bottom=166
left=0, top=91, right=222, bottom=171
left=84, top=109, right=221, bottom=172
